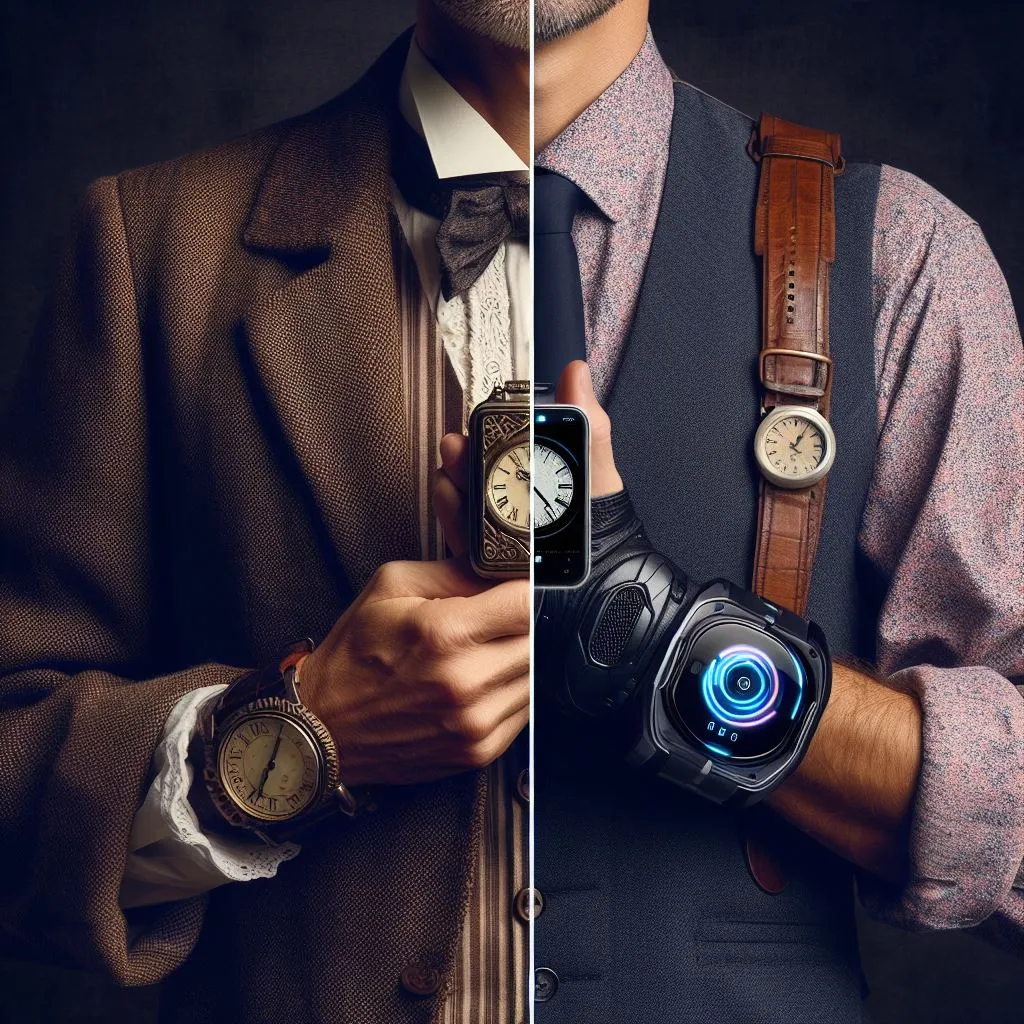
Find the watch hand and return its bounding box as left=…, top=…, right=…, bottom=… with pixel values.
left=256, top=722, right=285, bottom=800
left=516, top=468, right=530, bottom=481
left=533, top=486, right=555, bottom=514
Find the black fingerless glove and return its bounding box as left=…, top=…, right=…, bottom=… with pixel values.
left=536, top=489, right=701, bottom=720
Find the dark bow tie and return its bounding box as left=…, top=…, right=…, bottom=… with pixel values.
left=391, top=116, right=528, bottom=301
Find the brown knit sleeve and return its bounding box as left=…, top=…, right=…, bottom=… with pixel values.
left=0, top=176, right=242, bottom=985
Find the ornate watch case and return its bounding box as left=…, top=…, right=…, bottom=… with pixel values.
left=468, top=380, right=531, bottom=579
left=198, top=639, right=356, bottom=843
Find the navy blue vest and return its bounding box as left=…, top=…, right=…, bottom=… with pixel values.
left=535, top=83, right=883, bottom=1023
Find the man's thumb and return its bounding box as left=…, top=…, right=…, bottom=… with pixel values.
left=554, top=360, right=624, bottom=498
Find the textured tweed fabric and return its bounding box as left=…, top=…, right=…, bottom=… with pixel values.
left=0, top=33, right=486, bottom=1024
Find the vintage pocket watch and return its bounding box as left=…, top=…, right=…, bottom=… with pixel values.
left=468, top=380, right=531, bottom=578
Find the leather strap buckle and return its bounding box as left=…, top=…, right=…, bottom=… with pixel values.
left=747, top=125, right=846, bottom=176
left=759, top=347, right=832, bottom=400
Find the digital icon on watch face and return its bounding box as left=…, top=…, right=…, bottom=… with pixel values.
left=533, top=407, right=590, bottom=588
left=666, top=621, right=808, bottom=761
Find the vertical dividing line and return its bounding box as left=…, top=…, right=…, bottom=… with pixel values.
left=527, top=0, right=536, bottom=1020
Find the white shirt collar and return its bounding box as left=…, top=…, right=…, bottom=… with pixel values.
left=398, top=37, right=528, bottom=180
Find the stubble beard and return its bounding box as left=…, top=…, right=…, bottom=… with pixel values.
left=427, top=0, right=625, bottom=49
left=535, top=0, right=625, bottom=43
left=428, top=0, right=531, bottom=51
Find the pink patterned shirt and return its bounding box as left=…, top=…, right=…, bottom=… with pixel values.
left=537, top=29, right=1024, bottom=943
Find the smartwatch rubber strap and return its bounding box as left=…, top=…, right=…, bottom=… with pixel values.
left=750, top=114, right=843, bottom=617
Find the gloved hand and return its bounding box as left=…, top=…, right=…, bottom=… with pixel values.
left=535, top=362, right=700, bottom=720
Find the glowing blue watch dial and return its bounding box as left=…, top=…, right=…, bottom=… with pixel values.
left=667, top=621, right=809, bottom=762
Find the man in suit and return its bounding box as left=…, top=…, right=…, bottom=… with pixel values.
left=442, top=0, right=1024, bottom=1021
left=0, top=3, right=533, bottom=1022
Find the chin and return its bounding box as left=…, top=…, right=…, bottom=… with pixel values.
left=429, top=0, right=531, bottom=51
left=535, top=0, right=625, bottom=43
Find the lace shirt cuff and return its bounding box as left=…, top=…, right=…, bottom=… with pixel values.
left=119, top=683, right=300, bottom=910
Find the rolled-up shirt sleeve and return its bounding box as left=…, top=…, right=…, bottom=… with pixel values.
left=855, top=165, right=1024, bottom=941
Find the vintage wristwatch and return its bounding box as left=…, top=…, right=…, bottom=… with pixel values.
left=468, top=380, right=532, bottom=579
left=190, top=639, right=358, bottom=844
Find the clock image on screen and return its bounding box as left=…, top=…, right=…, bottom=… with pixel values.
left=533, top=439, right=577, bottom=534
left=533, top=408, right=589, bottom=588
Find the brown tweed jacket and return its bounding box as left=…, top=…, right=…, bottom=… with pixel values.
left=0, top=32, right=485, bottom=1024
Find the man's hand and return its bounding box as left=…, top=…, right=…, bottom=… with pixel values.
left=556, top=360, right=623, bottom=498
left=299, top=557, right=529, bottom=786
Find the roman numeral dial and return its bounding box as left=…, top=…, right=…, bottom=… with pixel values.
left=486, top=442, right=531, bottom=534
left=532, top=442, right=575, bottom=529
left=218, top=714, right=322, bottom=821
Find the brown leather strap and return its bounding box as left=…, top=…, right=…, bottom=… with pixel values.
left=213, top=638, right=312, bottom=720
left=750, top=114, right=843, bottom=616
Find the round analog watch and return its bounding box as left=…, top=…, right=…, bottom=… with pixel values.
left=216, top=706, right=331, bottom=823
left=753, top=405, right=836, bottom=489
left=195, top=639, right=356, bottom=842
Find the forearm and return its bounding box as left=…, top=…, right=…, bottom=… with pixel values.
left=770, top=659, right=922, bottom=882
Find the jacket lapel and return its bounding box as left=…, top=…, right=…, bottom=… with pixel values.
left=242, top=35, right=419, bottom=591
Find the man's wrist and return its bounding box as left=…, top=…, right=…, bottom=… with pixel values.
left=590, top=488, right=649, bottom=562
left=591, top=488, right=633, bottom=534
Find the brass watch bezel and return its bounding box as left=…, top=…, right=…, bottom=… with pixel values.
left=754, top=405, right=836, bottom=490
left=212, top=696, right=339, bottom=825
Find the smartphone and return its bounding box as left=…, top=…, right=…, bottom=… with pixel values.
left=533, top=405, right=590, bottom=588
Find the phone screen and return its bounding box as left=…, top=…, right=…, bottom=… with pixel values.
left=533, top=406, right=590, bottom=588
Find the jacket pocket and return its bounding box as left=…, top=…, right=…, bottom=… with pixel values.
left=694, top=919, right=839, bottom=964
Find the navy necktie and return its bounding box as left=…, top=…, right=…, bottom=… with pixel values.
left=534, top=170, right=587, bottom=388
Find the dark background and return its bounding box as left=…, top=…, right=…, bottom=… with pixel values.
left=1, top=0, right=1022, bottom=1021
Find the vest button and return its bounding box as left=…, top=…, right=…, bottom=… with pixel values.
left=515, top=768, right=530, bottom=804
left=400, top=961, right=442, bottom=997
left=534, top=966, right=559, bottom=1002
left=514, top=886, right=545, bottom=923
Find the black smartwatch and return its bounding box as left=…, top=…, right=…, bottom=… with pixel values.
left=536, top=491, right=831, bottom=805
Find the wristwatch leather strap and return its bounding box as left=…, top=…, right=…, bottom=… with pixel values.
left=749, top=114, right=843, bottom=616
left=212, top=638, right=311, bottom=719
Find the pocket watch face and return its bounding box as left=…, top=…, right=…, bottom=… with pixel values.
left=533, top=441, right=575, bottom=531
left=486, top=442, right=531, bottom=534
left=754, top=406, right=836, bottom=489
left=218, top=713, right=323, bottom=822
